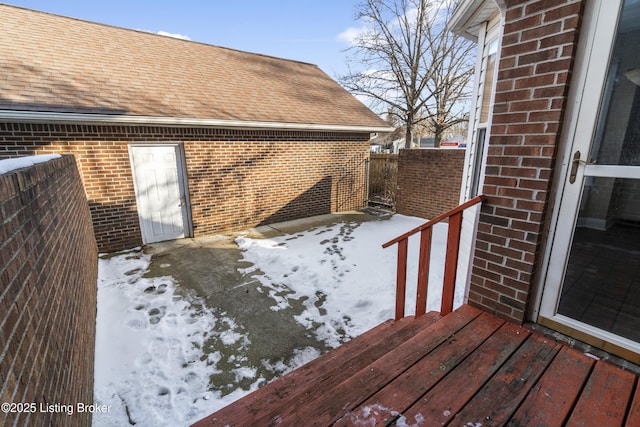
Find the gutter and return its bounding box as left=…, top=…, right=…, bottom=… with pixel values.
left=0, top=110, right=394, bottom=134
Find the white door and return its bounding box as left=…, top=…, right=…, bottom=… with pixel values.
left=539, top=0, right=640, bottom=359
left=130, top=144, right=190, bottom=244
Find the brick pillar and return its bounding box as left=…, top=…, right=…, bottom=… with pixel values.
left=396, top=149, right=465, bottom=219
left=468, top=0, right=585, bottom=323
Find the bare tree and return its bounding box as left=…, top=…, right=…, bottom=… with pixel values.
left=340, top=0, right=474, bottom=147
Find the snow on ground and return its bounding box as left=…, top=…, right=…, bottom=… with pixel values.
left=0, top=154, right=61, bottom=174
left=93, top=214, right=464, bottom=426
left=93, top=250, right=260, bottom=426
left=236, top=214, right=463, bottom=347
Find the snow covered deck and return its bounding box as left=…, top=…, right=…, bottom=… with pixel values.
left=193, top=304, right=640, bottom=426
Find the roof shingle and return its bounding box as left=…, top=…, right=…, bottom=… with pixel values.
left=0, top=4, right=389, bottom=131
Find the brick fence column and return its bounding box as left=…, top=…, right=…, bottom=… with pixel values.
left=396, top=149, right=465, bottom=219
left=468, top=0, right=585, bottom=323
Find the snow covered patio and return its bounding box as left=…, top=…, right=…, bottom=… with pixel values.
left=93, top=211, right=459, bottom=426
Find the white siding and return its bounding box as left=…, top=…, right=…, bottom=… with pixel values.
left=457, top=11, right=503, bottom=305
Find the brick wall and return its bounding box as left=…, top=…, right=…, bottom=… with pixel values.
left=396, top=149, right=465, bottom=219
left=0, top=124, right=370, bottom=252
left=468, top=0, right=585, bottom=323
left=0, top=155, right=98, bottom=426
left=184, top=138, right=368, bottom=236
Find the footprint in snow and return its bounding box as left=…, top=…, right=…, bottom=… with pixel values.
left=124, top=268, right=143, bottom=276
left=126, top=318, right=147, bottom=330
left=148, top=306, right=167, bottom=325
left=143, top=283, right=168, bottom=295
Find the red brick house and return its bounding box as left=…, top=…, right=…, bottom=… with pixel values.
left=451, top=0, right=640, bottom=362
left=0, top=4, right=390, bottom=252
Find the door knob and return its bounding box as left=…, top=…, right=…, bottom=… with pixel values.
left=569, top=151, right=581, bottom=184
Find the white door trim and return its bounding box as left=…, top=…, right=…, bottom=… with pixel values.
left=129, top=143, right=192, bottom=244
left=533, top=0, right=617, bottom=319
left=535, top=0, right=640, bottom=356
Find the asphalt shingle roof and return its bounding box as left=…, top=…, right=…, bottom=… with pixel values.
left=0, top=4, right=389, bottom=131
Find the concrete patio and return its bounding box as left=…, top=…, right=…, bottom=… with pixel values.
left=141, top=210, right=390, bottom=392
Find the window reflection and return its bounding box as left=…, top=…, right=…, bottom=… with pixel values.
left=589, top=0, right=640, bottom=165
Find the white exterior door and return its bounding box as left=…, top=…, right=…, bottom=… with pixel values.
left=130, top=144, right=190, bottom=244
left=538, top=0, right=640, bottom=359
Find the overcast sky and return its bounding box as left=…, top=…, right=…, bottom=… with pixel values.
left=6, top=0, right=364, bottom=78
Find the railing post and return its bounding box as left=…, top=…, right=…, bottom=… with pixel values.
left=441, top=211, right=463, bottom=316
left=395, top=238, right=408, bottom=320
left=415, top=228, right=432, bottom=318
left=383, top=195, right=485, bottom=321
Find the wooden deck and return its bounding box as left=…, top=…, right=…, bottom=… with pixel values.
left=193, top=305, right=640, bottom=426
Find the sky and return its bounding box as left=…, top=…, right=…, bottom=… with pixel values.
left=5, top=0, right=363, bottom=78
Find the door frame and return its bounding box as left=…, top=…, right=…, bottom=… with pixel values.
left=129, top=142, right=192, bottom=243
left=534, top=0, right=640, bottom=360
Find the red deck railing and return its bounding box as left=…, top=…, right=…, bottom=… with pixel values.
left=382, top=195, right=486, bottom=320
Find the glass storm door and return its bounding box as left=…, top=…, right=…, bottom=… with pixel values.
left=539, top=0, right=640, bottom=359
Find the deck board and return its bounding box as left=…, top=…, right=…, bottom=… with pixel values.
left=508, top=346, right=595, bottom=427
left=336, top=312, right=504, bottom=426
left=262, top=305, right=481, bottom=426
left=626, top=384, right=640, bottom=427
left=193, top=305, right=640, bottom=427
left=196, top=312, right=441, bottom=425
left=451, top=333, right=562, bottom=426
left=402, top=322, right=530, bottom=427
left=566, top=360, right=636, bottom=427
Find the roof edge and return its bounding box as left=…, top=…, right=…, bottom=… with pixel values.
left=449, top=0, right=504, bottom=41
left=0, top=110, right=394, bottom=134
